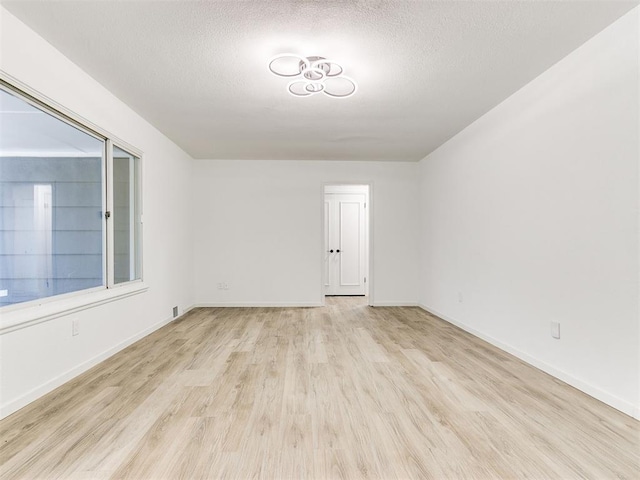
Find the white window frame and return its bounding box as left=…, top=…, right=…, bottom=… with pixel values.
left=108, top=140, right=144, bottom=288
left=0, top=74, right=147, bottom=334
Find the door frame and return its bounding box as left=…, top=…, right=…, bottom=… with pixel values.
left=320, top=182, right=374, bottom=307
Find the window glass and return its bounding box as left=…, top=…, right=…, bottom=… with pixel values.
left=0, top=89, right=105, bottom=306
left=113, top=146, right=141, bottom=284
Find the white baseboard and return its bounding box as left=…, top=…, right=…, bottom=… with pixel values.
left=196, top=302, right=419, bottom=308
left=0, top=305, right=196, bottom=420
left=372, top=301, right=418, bottom=307
left=418, top=303, right=640, bottom=420
left=194, top=302, right=323, bottom=308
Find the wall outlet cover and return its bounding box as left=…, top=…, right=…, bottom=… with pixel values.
left=551, top=321, right=561, bottom=339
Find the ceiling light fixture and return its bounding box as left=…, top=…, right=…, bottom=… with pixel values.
left=268, top=54, right=357, bottom=98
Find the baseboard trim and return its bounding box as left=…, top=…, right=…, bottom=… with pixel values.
left=0, top=305, right=196, bottom=420
left=418, top=303, right=640, bottom=420
left=371, top=301, right=418, bottom=307
left=195, top=301, right=418, bottom=308
left=194, top=302, right=323, bottom=308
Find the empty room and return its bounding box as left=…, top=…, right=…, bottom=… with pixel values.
left=0, top=0, right=639, bottom=478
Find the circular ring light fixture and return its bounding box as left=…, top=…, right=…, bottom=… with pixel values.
left=287, top=80, right=313, bottom=97
left=310, top=58, right=343, bottom=77
left=322, top=76, right=357, bottom=98
left=268, top=54, right=310, bottom=77
left=303, top=67, right=326, bottom=81
left=305, top=82, right=324, bottom=93
left=269, top=54, right=356, bottom=98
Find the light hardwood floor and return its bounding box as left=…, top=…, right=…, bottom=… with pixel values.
left=1, top=297, right=638, bottom=479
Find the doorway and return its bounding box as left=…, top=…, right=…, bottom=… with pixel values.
left=323, top=184, right=370, bottom=302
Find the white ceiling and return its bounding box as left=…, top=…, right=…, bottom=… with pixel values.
left=3, top=0, right=638, bottom=161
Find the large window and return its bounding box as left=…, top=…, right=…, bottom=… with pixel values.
left=0, top=84, right=142, bottom=308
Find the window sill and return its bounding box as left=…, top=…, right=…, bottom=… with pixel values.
left=0, top=283, right=148, bottom=335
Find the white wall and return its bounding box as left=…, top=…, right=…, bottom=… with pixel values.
left=0, top=7, right=195, bottom=418
left=192, top=160, right=419, bottom=306
left=418, top=8, right=640, bottom=418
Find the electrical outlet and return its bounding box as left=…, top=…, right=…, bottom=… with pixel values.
left=223, top=283, right=229, bottom=290
left=0, top=289, right=8, bottom=297
left=173, top=306, right=178, bottom=318
left=72, top=319, right=79, bottom=336
left=217, top=283, right=224, bottom=290
left=551, top=321, right=560, bottom=339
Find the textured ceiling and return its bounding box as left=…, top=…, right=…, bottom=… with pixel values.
left=2, top=0, right=638, bottom=161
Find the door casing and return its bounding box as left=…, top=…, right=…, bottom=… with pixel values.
left=321, top=183, right=373, bottom=306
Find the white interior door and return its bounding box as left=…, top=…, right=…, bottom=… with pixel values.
left=324, top=190, right=366, bottom=296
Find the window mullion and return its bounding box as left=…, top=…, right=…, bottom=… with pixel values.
left=106, top=139, right=115, bottom=288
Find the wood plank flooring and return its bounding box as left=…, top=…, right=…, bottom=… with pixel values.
left=1, top=297, right=638, bottom=479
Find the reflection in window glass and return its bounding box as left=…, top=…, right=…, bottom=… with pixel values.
left=113, top=146, right=141, bottom=284
left=0, top=89, right=104, bottom=306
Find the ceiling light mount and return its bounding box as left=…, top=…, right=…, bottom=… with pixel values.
left=269, top=54, right=357, bottom=98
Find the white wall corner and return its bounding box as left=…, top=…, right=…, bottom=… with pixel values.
left=418, top=304, right=640, bottom=420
